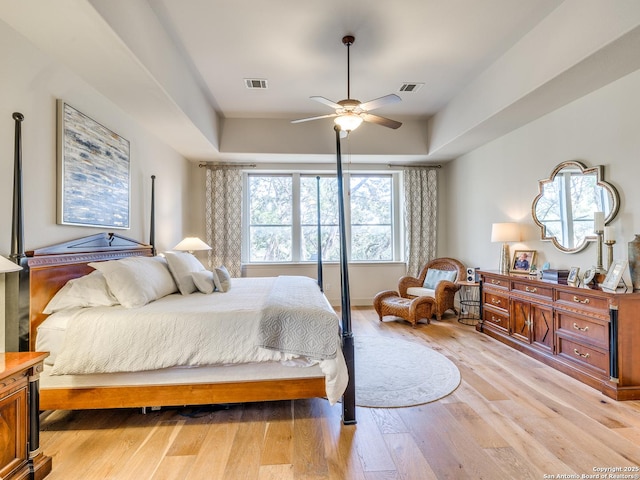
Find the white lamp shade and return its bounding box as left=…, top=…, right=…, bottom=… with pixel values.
left=173, top=237, right=211, bottom=252
left=491, top=222, right=520, bottom=243
left=0, top=255, right=22, bottom=273
left=334, top=113, right=363, bottom=132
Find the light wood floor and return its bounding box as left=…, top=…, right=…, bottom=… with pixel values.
left=39, top=307, right=640, bottom=479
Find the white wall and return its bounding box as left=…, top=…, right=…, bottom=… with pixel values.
left=245, top=262, right=407, bottom=307
left=442, top=68, right=640, bottom=283
left=0, top=20, right=190, bottom=350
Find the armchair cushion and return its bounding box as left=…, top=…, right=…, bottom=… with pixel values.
left=406, top=287, right=436, bottom=298
left=423, top=269, right=457, bottom=289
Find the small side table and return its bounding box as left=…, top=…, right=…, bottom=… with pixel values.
left=457, top=281, right=481, bottom=326
left=0, top=352, right=52, bottom=480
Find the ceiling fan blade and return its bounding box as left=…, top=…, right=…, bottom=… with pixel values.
left=359, top=94, right=401, bottom=112
left=362, top=113, right=402, bottom=129
left=291, top=113, right=338, bottom=124
left=310, top=96, right=342, bottom=109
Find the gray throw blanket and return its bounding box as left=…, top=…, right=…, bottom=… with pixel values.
left=258, top=276, right=340, bottom=359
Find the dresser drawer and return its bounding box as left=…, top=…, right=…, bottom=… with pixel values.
left=483, top=274, right=509, bottom=290
left=556, top=337, right=608, bottom=376
left=483, top=291, right=508, bottom=312
left=556, top=312, right=608, bottom=348
left=555, top=290, right=609, bottom=313
left=483, top=308, right=509, bottom=332
left=512, top=280, right=553, bottom=300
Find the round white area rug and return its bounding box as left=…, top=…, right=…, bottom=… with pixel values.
left=354, top=335, right=461, bottom=408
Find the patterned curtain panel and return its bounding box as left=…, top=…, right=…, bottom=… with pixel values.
left=404, top=167, right=438, bottom=277
left=205, top=166, right=243, bottom=277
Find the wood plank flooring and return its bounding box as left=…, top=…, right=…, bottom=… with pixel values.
left=39, top=307, right=640, bottom=479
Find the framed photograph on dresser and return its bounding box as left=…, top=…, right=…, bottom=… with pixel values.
left=511, top=250, right=536, bottom=274
left=601, top=260, right=627, bottom=291
left=567, top=266, right=580, bottom=286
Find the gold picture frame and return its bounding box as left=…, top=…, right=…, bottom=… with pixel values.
left=511, top=250, right=536, bottom=274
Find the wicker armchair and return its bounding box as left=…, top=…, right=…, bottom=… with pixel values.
left=398, top=257, right=465, bottom=320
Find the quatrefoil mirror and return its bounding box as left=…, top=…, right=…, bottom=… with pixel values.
left=532, top=161, right=619, bottom=253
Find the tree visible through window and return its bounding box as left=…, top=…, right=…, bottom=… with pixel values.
left=350, top=175, right=392, bottom=261
left=246, top=173, right=395, bottom=263
left=248, top=175, right=292, bottom=261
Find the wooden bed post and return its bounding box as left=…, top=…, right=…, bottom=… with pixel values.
left=335, top=125, right=356, bottom=425
left=316, top=175, right=323, bottom=291
left=9, top=112, right=30, bottom=352
left=150, top=175, right=156, bottom=256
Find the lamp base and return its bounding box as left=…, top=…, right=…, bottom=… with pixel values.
left=499, top=243, right=510, bottom=274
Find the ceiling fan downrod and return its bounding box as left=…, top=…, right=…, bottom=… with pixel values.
left=342, top=35, right=355, bottom=100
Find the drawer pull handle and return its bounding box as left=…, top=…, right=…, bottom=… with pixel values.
left=491, top=279, right=502, bottom=285
left=491, top=299, right=502, bottom=305
left=491, top=316, right=501, bottom=323
left=572, top=322, right=589, bottom=332
left=573, top=296, right=590, bottom=304
left=573, top=348, right=590, bottom=359
left=525, top=286, right=537, bottom=293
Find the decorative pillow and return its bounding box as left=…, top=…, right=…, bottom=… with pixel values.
left=212, top=265, right=232, bottom=292
left=164, top=251, right=206, bottom=295
left=423, top=268, right=457, bottom=290
left=89, top=256, right=177, bottom=308
left=43, top=270, right=118, bottom=314
left=192, top=270, right=215, bottom=294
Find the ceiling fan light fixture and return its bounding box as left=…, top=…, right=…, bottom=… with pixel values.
left=334, top=113, right=363, bottom=132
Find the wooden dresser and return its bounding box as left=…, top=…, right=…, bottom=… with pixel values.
left=0, top=352, right=52, bottom=480
left=477, top=270, right=640, bottom=400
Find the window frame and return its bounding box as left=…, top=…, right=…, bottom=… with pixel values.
left=243, top=170, right=403, bottom=264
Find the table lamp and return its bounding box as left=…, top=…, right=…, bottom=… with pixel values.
left=173, top=237, right=211, bottom=254
left=0, top=255, right=22, bottom=274
left=491, top=222, right=520, bottom=274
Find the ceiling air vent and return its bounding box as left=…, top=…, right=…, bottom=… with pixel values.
left=399, top=82, right=424, bottom=93
left=244, top=78, right=268, bottom=89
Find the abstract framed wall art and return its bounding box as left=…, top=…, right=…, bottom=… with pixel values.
left=57, top=101, right=130, bottom=229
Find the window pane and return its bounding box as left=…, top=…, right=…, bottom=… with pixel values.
left=350, top=175, right=392, bottom=261
left=249, top=175, right=292, bottom=261
left=249, top=176, right=292, bottom=224
left=249, top=226, right=292, bottom=261
left=301, top=225, right=340, bottom=262
left=300, top=176, right=339, bottom=261
left=351, top=225, right=392, bottom=261
left=350, top=176, right=391, bottom=224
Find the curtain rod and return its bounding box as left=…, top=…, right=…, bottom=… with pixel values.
left=199, top=162, right=256, bottom=168
left=387, top=164, right=441, bottom=169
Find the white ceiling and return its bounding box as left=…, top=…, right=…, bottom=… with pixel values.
left=149, top=0, right=561, bottom=121
left=3, top=1, right=640, bottom=164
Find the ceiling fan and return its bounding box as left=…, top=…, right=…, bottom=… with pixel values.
left=292, top=35, right=402, bottom=132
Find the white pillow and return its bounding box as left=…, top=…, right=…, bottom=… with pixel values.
left=212, top=265, right=232, bottom=292
left=43, top=270, right=118, bottom=314
left=89, top=256, right=177, bottom=308
left=164, top=251, right=206, bottom=295
left=191, top=270, right=215, bottom=294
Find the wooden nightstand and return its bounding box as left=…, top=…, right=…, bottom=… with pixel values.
left=0, top=352, right=52, bottom=480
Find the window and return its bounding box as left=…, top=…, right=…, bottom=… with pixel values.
left=245, top=172, right=400, bottom=263
left=248, top=175, right=292, bottom=261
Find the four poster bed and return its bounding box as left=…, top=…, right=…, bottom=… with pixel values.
left=25, top=234, right=347, bottom=411
left=10, top=115, right=356, bottom=423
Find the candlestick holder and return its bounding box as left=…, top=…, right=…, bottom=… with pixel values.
left=596, top=231, right=605, bottom=274
left=605, top=239, right=616, bottom=270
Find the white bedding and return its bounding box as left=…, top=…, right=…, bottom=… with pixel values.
left=37, top=276, right=347, bottom=404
